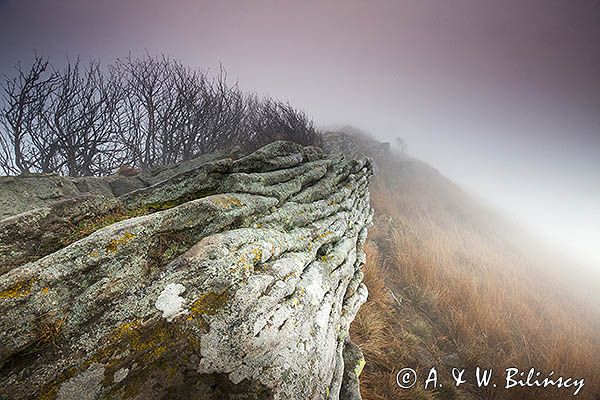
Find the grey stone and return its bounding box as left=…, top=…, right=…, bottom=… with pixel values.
left=340, top=340, right=365, bottom=400
left=0, top=174, right=82, bottom=220
left=0, top=141, right=373, bottom=400
left=0, top=146, right=238, bottom=221
left=56, top=364, right=105, bottom=400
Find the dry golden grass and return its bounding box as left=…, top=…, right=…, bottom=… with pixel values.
left=351, top=158, right=600, bottom=400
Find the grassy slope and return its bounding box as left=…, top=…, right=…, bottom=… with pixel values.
left=350, top=152, right=600, bottom=400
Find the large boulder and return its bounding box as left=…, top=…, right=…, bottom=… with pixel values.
left=0, top=141, right=373, bottom=400
left=0, top=174, right=85, bottom=220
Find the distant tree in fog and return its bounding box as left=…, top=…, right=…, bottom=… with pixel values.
left=395, top=136, right=407, bottom=153
left=0, top=53, right=320, bottom=176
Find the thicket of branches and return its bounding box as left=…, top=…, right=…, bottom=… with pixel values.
left=0, top=54, right=321, bottom=176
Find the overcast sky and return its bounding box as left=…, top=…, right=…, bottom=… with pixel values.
left=0, top=0, right=599, bottom=270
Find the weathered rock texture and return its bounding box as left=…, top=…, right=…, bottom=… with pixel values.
left=0, top=147, right=238, bottom=221
left=0, top=141, right=373, bottom=400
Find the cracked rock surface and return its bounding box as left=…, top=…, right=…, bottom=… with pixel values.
left=0, top=141, right=373, bottom=400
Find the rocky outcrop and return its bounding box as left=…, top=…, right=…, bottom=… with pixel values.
left=323, top=131, right=390, bottom=160
left=0, top=141, right=373, bottom=400
left=0, top=147, right=238, bottom=221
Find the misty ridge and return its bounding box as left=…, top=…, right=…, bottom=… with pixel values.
left=1, top=0, right=600, bottom=398
left=0, top=53, right=321, bottom=177
left=0, top=52, right=599, bottom=400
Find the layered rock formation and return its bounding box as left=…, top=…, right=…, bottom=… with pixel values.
left=0, top=141, right=373, bottom=400
left=0, top=147, right=238, bottom=221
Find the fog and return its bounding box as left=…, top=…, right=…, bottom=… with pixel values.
left=0, top=0, right=599, bottom=272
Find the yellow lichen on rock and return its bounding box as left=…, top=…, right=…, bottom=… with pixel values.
left=112, top=320, right=143, bottom=341
left=111, top=319, right=170, bottom=359
left=105, top=232, right=136, bottom=253
left=189, top=291, right=228, bottom=318
left=353, top=357, right=366, bottom=378
left=251, top=247, right=263, bottom=263
left=0, top=278, right=34, bottom=299
left=210, top=195, right=243, bottom=209
left=236, top=254, right=254, bottom=271
left=317, top=230, right=333, bottom=240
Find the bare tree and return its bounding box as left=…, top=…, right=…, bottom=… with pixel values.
left=242, top=96, right=320, bottom=151
left=0, top=53, right=322, bottom=176
left=0, top=56, right=57, bottom=174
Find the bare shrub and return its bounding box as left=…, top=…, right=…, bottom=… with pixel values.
left=0, top=54, right=321, bottom=176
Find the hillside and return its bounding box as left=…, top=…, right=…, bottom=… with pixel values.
left=345, top=133, right=600, bottom=399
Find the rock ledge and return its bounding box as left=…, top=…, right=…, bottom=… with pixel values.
left=0, top=141, right=373, bottom=400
